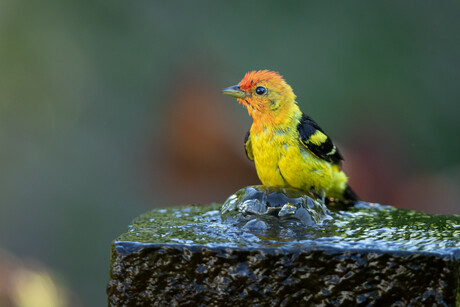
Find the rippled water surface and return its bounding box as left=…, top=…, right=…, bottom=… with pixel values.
left=118, top=201, right=460, bottom=254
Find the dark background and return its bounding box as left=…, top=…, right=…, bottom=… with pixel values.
left=1, top=1, right=459, bottom=305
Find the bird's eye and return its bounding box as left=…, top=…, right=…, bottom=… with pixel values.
left=255, top=86, right=267, bottom=95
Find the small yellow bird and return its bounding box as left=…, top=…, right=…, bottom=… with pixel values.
left=222, top=70, right=358, bottom=204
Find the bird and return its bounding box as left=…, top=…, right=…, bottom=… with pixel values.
left=222, top=70, right=358, bottom=205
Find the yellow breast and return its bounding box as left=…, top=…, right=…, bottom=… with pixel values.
left=250, top=128, right=336, bottom=194
left=251, top=130, right=287, bottom=186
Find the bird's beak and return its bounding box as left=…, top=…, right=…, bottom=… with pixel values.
left=221, top=85, right=246, bottom=99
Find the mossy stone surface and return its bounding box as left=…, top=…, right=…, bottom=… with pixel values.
left=107, top=186, right=460, bottom=306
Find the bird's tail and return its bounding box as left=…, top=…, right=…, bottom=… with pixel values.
left=343, top=184, right=359, bottom=204
left=329, top=169, right=359, bottom=207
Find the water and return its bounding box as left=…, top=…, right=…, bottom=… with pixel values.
left=118, top=187, right=460, bottom=255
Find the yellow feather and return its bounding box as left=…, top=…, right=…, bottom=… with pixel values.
left=249, top=124, right=347, bottom=198
left=308, top=131, right=328, bottom=145
left=229, top=70, right=352, bottom=201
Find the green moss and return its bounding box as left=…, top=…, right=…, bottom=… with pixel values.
left=116, top=199, right=460, bottom=253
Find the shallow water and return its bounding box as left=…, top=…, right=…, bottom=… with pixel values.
left=118, top=200, right=460, bottom=255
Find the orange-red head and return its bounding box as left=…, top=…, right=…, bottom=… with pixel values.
left=222, top=70, right=297, bottom=125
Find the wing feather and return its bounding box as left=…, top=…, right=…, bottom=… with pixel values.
left=297, top=114, right=343, bottom=165
left=244, top=130, right=254, bottom=161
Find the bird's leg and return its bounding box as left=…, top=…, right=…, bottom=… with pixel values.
left=311, top=188, right=326, bottom=205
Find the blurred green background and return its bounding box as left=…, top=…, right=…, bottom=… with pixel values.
left=1, top=1, right=460, bottom=305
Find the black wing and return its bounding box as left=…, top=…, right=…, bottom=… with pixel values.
left=244, top=130, right=254, bottom=161
left=297, top=113, right=343, bottom=165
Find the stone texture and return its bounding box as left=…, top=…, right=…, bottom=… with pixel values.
left=107, top=186, right=460, bottom=306
left=108, top=242, right=459, bottom=306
